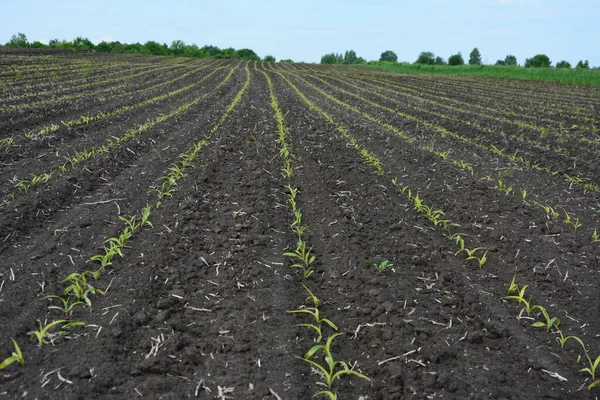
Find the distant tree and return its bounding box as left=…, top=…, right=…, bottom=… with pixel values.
left=169, top=40, right=186, bottom=56
left=110, top=41, right=125, bottom=53
left=235, top=48, right=260, bottom=60
left=504, top=55, right=517, bottom=66
left=448, top=52, right=464, bottom=66
left=263, top=55, right=276, bottom=62
left=343, top=50, right=358, bottom=64
left=183, top=44, right=201, bottom=58
left=279, top=59, right=294, bottom=63
left=144, top=41, right=168, bottom=56
left=576, top=60, right=590, bottom=69
left=415, top=51, right=435, bottom=65
left=379, top=50, right=398, bottom=62
left=321, top=53, right=339, bottom=64
left=96, top=41, right=113, bottom=52
left=30, top=41, right=47, bottom=49
left=495, top=59, right=506, bottom=66
left=434, top=56, right=446, bottom=65
left=555, top=60, right=571, bottom=69
left=73, top=37, right=94, bottom=49
left=7, top=32, right=29, bottom=48
left=124, top=42, right=145, bottom=54
left=524, top=54, right=551, bottom=68
left=199, top=45, right=222, bottom=58
left=48, top=39, right=59, bottom=48
left=469, top=47, right=482, bottom=65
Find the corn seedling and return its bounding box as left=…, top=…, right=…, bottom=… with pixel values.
left=580, top=352, right=600, bottom=383
left=593, top=229, right=600, bottom=243
left=496, top=180, right=513, bottom=195
left=555, top=330, right=584, bottom=349
left=300, top=333, right=371, bottom=390
left=29, top=319, right=68, bottom=346
left=563, top=211, right=582, bottom=230
left=505, top=278, right=533, bottom=316
left=530, top=305, right=560, bottom=331
left=364, top=260, right=393, bottom=273
left=0, top=339, right=24, bottom=369
left=521, top=190, right=527, bottom=201
left=62, top=273, right=104, bottom=307
left=467, top=249, right=488, bottom=268
left=44, top=295, right=86, bottom=314
left=303, top=284, right=321, bottom=309
left=289, top=307, right=338, bottom=343
left=284, top=241, right=316, bottom=278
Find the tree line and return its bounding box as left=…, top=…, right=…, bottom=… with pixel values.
left=322, top=47, right=592, bottom=69
left=3, top=32, right=280, bottom=62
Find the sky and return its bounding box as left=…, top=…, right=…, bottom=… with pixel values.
left=1, top=0, right=598, bottom=66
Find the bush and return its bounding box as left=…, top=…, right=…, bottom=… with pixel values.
left=448, top=53, right=464, bottom=66
left=263, top=55, right=276, bottom=62
left=379, top=50, right=398, bottom=62
left=434, top=56, right=446, bottom=65
left=415, top=51, right=435, bottom=65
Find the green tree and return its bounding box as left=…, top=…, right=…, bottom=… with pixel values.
left=96, top=41, right=113, bottom=52
left=263, top=55, right=276, bottom=62
left=279, top=59, right=294, bottom=63
left=555, top=60, right=571, bottom=68
left=321, top=53, right=340, bottom=64
left=30, top=41, right=47, bottom=49
left=448, top=52, right=464, bottom=66
left=73, top=37, right=94, bottom=49
left=379, top=50, right=398, bottom=62
left=144, top=41, right=168, bottom=56
left=434, top=56, right=446, bottom=65
left=169, top=40, right=186, bottom=56
left=344, top=50, right=357, bottom=64
left=504, top=55, right=517, bottom=66
left=183, top=44, right=201, bottom=57
left=524, top=54, right=551, bottom=68
left=469, top=47, right=482, bottom=65
left=495, top=59, right=506, bottom=66
left=576, top=60, right=590, bottom=69
left=7, top=32, right=28, bottom=48
left=415, top=51, right=435, bottom=65
left=234, top=48, right=260, bottom=60
left=199, top=45, right=222, bottom=58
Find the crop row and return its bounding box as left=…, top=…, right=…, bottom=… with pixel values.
left=0, top=62, right=253, bottom=376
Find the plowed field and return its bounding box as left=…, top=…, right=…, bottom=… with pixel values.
left=1, top=50, right=600, bottom=399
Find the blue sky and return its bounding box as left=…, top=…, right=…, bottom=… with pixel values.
left=1, top=0, right=598, bottom=66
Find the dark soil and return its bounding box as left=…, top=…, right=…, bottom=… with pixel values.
left=0, top=51, right=599, bottom=399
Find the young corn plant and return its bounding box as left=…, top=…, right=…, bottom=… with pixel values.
left=289, top=306, right=338, bottom=344
left=300, top=333, right=371, bottom=395
left=530, top=305, right=560, bottom=331
left=29, top=320, right=68, bottom=346
left=62, top=273, right=104, bottom=307
left=593, top=229, right=600, bottom=243
left=284, top=241, right=316, bottom=278
left=0, top=339, right=24, bottom=369
left=505, top=276, right=533, bottom=316
left=364, top=260, right=393, bottom=273
left=563, top=211, right=582, bottom=230
left=43, top=295, right=86, bottom=314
